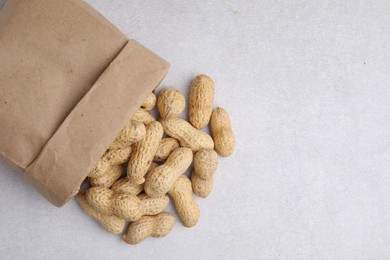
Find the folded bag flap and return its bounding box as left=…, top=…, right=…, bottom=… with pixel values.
left=0, top=0, right=128, bottom=169
left=25, top=40, right=169, bottom=207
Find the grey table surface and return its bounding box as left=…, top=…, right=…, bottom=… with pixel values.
left=1, top=0, right=389, bottom=259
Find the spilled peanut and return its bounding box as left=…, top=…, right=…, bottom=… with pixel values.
left=153, top=137, right=180, bottom=162
left=189, top=75, right=215, bottom=129
left=111, top=177, right=143, bottom=196
left=210, top=107, right=236, bottom=157
left=160, top=117, right=214, bottom=152
left=89, top=164, right=124, bottom=188
left=141, top=92, right=157, bottom=111
left=109, top=120, right=146, bottom=149
left=87, top=146, right=132, bottom=179
left=157, top=88, right=186, bottom=118
left=144, top=147, right=193, bottom=196
left=127, top=121, right=163, bottom=184
left=122, top=212, right=176, bottom=245
left=76, top=192, right=125, bottom=234
left=86, top=186, right=169, bottom=221
left=191, top=149, right=219, bottom=198
left=168, top=175, right=201, bottom=227
left=112, top=162, right=158, bottom=195
left=132, top=108, right=155, bottom=124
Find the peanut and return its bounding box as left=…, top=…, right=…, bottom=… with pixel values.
left=160, top=117, right=214, bottom=152
left=191, top=149, right=218, bottom=198
left=153, top=138, right=180, bottom=162
left=88, top=157, right=111, bottom=178
left=146, top=161, right=159, bottom=174
left=76, top=192, right=125, bottom=234
left=132, top=108, right=155, bottom=124
left=144, top=148, right=193, bottom=196
left=111, top=177, right=143, bottom=195
left=122, top=212, right=175, bottom=245
left=104, top=146, right=132, bottom=165
left=168, top=175, right=200, bottom=227
left=89, top=163, right=124, bottom=188
left=112, top=162, right=158, bottom=195
left=88, top=146, right=131, bottom=179
left=189, top=75, right=215, bottom=129
left=109, top=120, right=146, bottom=149
left=157, top=88, right=186, bottom=118
left=137, top=193, right=170, bottom=216
left=86, top=186, right=169, bottom=221
left=210, top=107, right=236, bottom=157
left=86, top=186, right=113, bottom=215
left=141, top=92, right=157, bottom=111
left=127, top=121, right=163, bottom=184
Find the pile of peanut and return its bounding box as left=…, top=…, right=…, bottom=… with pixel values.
left=76, top=75, right=236, bottom=244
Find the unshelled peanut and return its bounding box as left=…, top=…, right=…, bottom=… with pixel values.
left=89, top=164, right=124, bottom=188
left=109, top=120, right=146, bottom=149
left=86, top=186, right=169, bottom=221
left=191, top=149, right=218, bottom=198
left=88, top=146, right=132, bottom=178
left=137, top=193, right=170, bottom=216
left=153, top=137, right=180, bottom=162
left=111, top=177, right=143, bottom=195
left=132, top=108, right=155, bottom=124
left=168, top=175, right=200, bottom=227
left=127, top=121, right=163, bottom=184
left=111, top=162, right=158, bottom=195
left=76, top=192, right=125, bottom=234
left=210, top=107, right=236, bottom=157
left=157, top=88, right=186, bottom=118
left=160, top=117, right=214, bottom=152
left=144, top=148, right=193, bottom=196
left=189, top=75, right=215, bottom=129
left=141, top=92, right=157, bottom=111
left=122, top=212, right=176, bottom=245
left=104, top=146, right=133, bottom=164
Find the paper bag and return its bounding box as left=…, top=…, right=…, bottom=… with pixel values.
left=0, top=0, right=170, bottom=206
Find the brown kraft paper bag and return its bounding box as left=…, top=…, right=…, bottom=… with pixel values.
left=0, top=0, right=170, bottom=206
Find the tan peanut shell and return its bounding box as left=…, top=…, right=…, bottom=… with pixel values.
left=89, top=164, right=124, bottom=188
left=76, top=192, right=125, bottom=234
left=104, top=146, right=132, bottom=165
left=210, top=107, right=236, bottom=157
left=146, top=162, right=159, bottom=174
left=86, top=186, right=168, bottom=221
left=157, top=88, right=186, bottom=118
left=191, top=175, right=214, bottom=199
left=160, top=117, right=214, bottom=152
left=88, top=157, right=111, bottom=178
left=137, top=193, right=170, bottom=216
left=168, top=175, right=200, bottom=228
left=127, top=121, right=163, bottom=184
left=112, top=162, right=158, bottom=195
left=122, top=212, right=175, bottom=245
left=86, top=186, right=114, bottom=215
left=109, top=120, right=146, bottom=149
left=191, top=149, right=218, bottom=198
left=141, top=92, right=157, bottom=111
left=112, top=177, right=143, bottom=195
left=88, top=146, right=132, bottom=179
left=144, top=148, right=193, bottom=196
left=189, top=75, right=215, bottom=129
left=153, top=138, right=180, bottom=162
left=132, top=108, right=155, bottom=124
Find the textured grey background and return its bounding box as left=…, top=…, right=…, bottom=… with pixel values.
left=1, top=0, right=389, bottom=259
